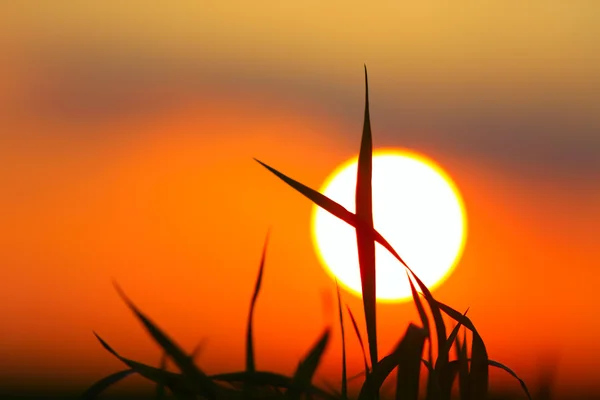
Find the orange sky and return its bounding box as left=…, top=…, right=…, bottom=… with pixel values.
left=2, top=2, right=600, bottom=397
left=1, top=95, right=599, bottom=396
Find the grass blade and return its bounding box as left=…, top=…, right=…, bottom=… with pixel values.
left=156, top=352, right=168, bottom=400
left=210, top=371, right=337, bottom=399
left=488, top=360, right=532, bottom=400
left=355, top=65, right=378, bottom=371
left=336, top=281, right=348, bottom=400
left=358, top=323, right=427, bottom=400
left=190, top=337, right=208, bottom=362
left=93, top=332, right=195, bottom=397
left=347, top=305, right=370, bottom=376
left=407, top=271, right=439, bottom=399
left=456, top=329, right=469, bottom=400
left=288, top=328, right=331, bottom=399
left=395, top=324, right=428, bottom=400
left=433, top=300, right=488, bottom=400
left=247, top=231, right=270, bottom=374
left=113, top=282, right=219, bottom=399
left=81, top=369, right=135, bottom=399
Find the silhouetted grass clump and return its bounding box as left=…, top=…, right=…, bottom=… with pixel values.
left=83, top=67, right=532, bottom=400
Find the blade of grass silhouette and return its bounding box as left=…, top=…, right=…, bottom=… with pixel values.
left=433, top=300, right=488, bottom=400
left=247, top=231, right=269, bottom=375
left=209, top=371, right=337, bottom=399
left=157, top=352, right=168, bottom=400
left=112, top=282, right=220, bottom=399
left=347, top=305, right=370, bottom=376
left=442, top=359, right=532, bottom=400
left=190, top=338, right=208, bottom=362
left=436, top=308, right=469, bottom=400
left=288, top=329, right=331, bottom=399
left=407, top=271, right=436, bottom=398
left=487, top=360, right=532, bottom=400
left=394, top=325, right=428, bottom=400
left=335, top=281, right=348, bottom=400
left=255, top=153, right=448, bottom=374
left=93, top=332, right=196, bottom=397
left=357, top=323, right=427, bottom=400
left=457, top=330, right=469, bottom=400
left=355, top=65, right=378, bottom=372
left=81, top=368, right=135, bottom=399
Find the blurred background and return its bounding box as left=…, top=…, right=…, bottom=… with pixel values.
left=1, top=2, right=599, bottom=398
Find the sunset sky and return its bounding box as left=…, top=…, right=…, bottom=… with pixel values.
left=1, top=2, right=600, bottom=397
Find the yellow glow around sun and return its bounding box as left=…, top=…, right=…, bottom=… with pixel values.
left=311, top=149, right=467, bottom=302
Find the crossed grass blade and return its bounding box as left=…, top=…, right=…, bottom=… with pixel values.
left=287, top=329, right=331, bottom=399
left=80, top=368, right=135, bottom=399
left=335, top=281, right=348, bottom=400
left=357, top=323, right=427, bottom=400
left=112, top=282, right=226, bottom=400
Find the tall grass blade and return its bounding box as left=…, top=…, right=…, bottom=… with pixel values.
left=357, top=323, right=426, bottom=400
left=288, top=329, right=331, bottom=399
left=347, top=305, right=370, bottom=376
left=336, top=281, right=348, bottom=400
left=113, top=282, right=219, bottom=399
left=156, top=352, right=168, bottom=400
left=81, top=368, right=135, bottom=399
left=247, top=231, right=270, bottom=374
left=355, top=65, right=378, bottom=372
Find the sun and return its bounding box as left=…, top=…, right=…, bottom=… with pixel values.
left=310, top=149, right=467, bottom=302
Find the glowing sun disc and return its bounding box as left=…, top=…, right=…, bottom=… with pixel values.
left=311, top=149, right=467, bottom=302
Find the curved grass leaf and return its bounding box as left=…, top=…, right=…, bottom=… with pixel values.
left=336, top=281, right=348, bottom=400
left=247, top=231, right=270, bottom=374
left=347, top=305, right=370, bottom=377
left=113, top=282, right=221, bottom=399
left=93, top=332, right=196, bottom=397
left=358, top=323, right=426, bottom=400
left=81, top=368, right=135, bottom=399
left=288, top=329, right=331, bottom=399
left=488, top=360, right=532, bottom=400
left=442, top=358, right=532, bottom=400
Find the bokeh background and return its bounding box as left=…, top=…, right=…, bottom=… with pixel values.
left=1, top=2, right=599, bottom=397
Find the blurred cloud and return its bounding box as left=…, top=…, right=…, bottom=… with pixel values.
left=2, top=1, right=599, bottom=180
